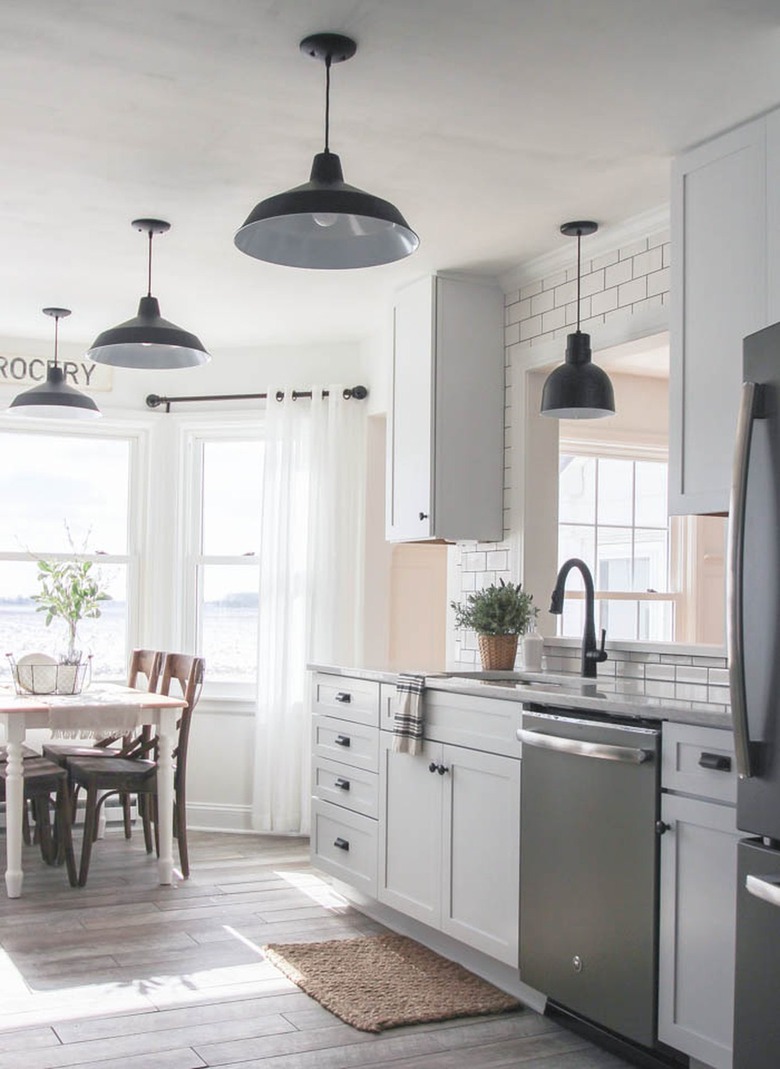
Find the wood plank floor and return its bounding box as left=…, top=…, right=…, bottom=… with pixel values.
left=0, top=829, right=633, bottom=1068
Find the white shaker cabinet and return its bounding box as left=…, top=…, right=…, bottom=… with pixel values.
left=386, top=274, right=504, bottom=541
left=378, top=729, right=521, bottom=967
left=669, top=116, right=767, bottom=515
left=658, top=723, right=740, bottom=1069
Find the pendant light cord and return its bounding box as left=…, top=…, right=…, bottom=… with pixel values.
left=324, top=54, right=332, bottom=153
left=146, top=228, right=154, bottom=297
left=52, top=314, right=60, bottom=370
left=572, top=229, right=576, bottom=333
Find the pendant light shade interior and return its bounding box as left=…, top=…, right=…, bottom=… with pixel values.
left=7, top=308, right=101, bottom=420
left=235, top=33, right=419, bottom=270
left=87, top=220, right=210, bottom=369
left=540, top=221, right=615, bottom=419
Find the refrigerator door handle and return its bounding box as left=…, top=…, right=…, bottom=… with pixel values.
left=728, top=381, right=763, bottom=779
left=746, top=873, right=780, bottom=908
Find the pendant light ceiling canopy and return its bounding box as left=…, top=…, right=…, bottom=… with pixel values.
left=541, top=221, right=616, bottom=420
left=87, top=220, right=210, bottom=369
left=234, top=32, right=419, bottom=270
left=7, top=308, right=101, bottom=420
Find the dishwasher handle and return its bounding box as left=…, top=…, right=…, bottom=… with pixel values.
left=518, top=728, right=654, bottom=765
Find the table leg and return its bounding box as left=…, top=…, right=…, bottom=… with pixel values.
left=156, top=708, right=176, bottom=884
left=4, top=720, right=25, bottom=898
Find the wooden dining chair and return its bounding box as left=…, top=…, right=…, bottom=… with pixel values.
left=42, top=648, right=164, bottom=836
left=0, top=757, right=78, bottom=886
left=68, top=653, right=204, bottom=886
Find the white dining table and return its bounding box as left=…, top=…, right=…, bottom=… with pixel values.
left=0, top=682, right=187, bottom=898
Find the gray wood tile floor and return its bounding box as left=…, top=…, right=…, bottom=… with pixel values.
left=0, top=829, right=633, bottom=1068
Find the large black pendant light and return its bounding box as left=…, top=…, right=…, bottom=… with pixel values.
left=87, top=219, right=210, bottom=369
left=234, top=32, right=419, bottom=270
left=540, top=221, right=615, bottom=419
left=8, top=307, right=101, bottom=420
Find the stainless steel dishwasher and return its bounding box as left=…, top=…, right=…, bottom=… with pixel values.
left=518, top=707, right=662, bottom=1052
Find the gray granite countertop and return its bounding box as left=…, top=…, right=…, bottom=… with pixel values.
left=309, top=663, right=733, bottom=731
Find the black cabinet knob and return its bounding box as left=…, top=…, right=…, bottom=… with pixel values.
left=419, top=511, right=428, bottom=521
left=429, top=761, right=438, bottom=773
left=437, top=764, right=449, bottom=775
left=656, top=821, right=671, bottom=835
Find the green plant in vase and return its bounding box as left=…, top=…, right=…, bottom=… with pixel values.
left=451, top=579, right=538, bottom=670
left=32, top=557, right=111, bottom=664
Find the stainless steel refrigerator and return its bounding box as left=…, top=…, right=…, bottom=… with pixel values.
left=730, top=321, right=780, bottom=1068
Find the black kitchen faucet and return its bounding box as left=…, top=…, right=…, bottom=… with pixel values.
left=550, top=557, right=608, bottom=678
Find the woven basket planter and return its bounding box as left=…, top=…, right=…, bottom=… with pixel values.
left=477, top=633, right=519, bottom=671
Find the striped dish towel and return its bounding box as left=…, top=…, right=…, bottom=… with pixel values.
left=392, top=674, right=426, bottom=755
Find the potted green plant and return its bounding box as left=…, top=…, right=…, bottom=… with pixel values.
left=451, top=579, right=538, bottom=670
left=31, top=557, right=110, bottom=667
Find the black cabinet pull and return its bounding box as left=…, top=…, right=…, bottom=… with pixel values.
left=333, top=837, right=350, bottom=851
left=429, top=761, right=438, bottom=773
left=656, top=821, right=671, bottom=835
left=437, top=764, right=449, bottom=775
left=419, top=511, right=428, bottom=521
left=699, top=752, right=732, bottom=772
left=334, top=777, right=350, bottom=791
left=334, top=692, right=352, bottom=704
left=334, top=735, right=351, bottom=748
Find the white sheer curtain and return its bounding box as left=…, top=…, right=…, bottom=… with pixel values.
left=252, top=387, right=366, bottom=834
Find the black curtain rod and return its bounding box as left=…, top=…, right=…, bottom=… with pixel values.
left=146, top=384, right=368, bottom=414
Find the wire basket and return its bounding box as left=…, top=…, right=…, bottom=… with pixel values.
left=7, top=654, right=92, bottom=696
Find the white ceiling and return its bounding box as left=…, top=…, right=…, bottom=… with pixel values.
left=2, top=0, right=780, bottom=352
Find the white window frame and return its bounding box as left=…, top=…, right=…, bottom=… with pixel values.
left=0, top=416, right=150, bottom=678
left=558, top=436, right=680, bottom=641
left=178, top=415, right=264, bottom=702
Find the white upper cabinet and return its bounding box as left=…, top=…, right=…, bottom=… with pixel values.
left=670, top=115, right=768, bottom=515
left=386, top=275, right=505, bottom=541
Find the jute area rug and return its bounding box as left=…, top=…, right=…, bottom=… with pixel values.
left=262, top=933, right=522, bottom=1033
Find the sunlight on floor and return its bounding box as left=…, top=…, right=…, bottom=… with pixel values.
left=275, top=868, right=350, bottom=911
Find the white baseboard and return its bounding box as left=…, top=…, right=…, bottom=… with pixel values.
left=186, top=802, right=254, bottom=833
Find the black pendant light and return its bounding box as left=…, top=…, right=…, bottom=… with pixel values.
left=87, top=220, right=210, bottom=369
left=540, top=221, right=615, bottom=419
left=7, top=308, right=101, bottom=420
left=235, top=32, right=419, bottom=270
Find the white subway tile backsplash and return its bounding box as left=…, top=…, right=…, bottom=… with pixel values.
left=604, top=259, right=633, bottom=289
left=632, top=247, right=664, bottom=277
left=645, top=664, right=676, bottom=681
left=520, top=279, right=543, bottom=301
left=504, top=289, right=520, bottom=307
left=555, top=280, right=578, bottom=307
left=662, top=243, right=671, bottom=269
left=707, top=686, right=730, bottom=706
left=542, top=306, right=567, bottom=333
left=591, top=288, right=619, bottom=316
left=619, top=238, right=648, bottom=260
left=591, top=249, right=620, bottom=272
left=675, top=683, right=709, bottom=702
left=544, top=270, right=568, bottom=290
left=506, top=323, right=520, bottom=346
left=645, top=680, right=677, bottom=699
left=531, top=290, right=555, bottom=316
left=648, top=229, right=670, bottom=249
left=708, top=668, right=730, bottom=687
left=647, top=267, right=670, bottom=297
left=463, top=551, right=487, bottom=572
left=520, top=315, right=543, bottom=341
left=618, top=276, right=648, bottom=306
left=675, top=666, right=708, bottom=685
left=580, top=269, right=606, bottom=298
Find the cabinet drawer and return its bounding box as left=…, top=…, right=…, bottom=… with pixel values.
left=312, top=673, right=379, bottom=727
left=312, top=756, right=378, bottom=820
left=663, top=722, right=736, bottom=804
left=311, top=799, right=377, bottom=897
left=425, top=689, right=522, bottom=758
left=313, top=715, right=379, bottom=773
